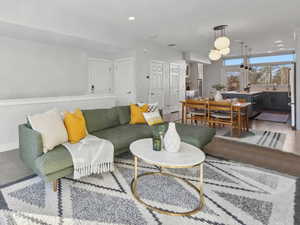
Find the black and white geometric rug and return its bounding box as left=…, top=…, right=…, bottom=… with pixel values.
left=0, top=153, right=298, bottom=225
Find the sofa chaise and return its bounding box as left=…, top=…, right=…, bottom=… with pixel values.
left=19, top=105, right=216, bottom=191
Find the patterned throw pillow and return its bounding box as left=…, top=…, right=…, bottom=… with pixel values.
left=143, top=111, right=164, bottom=126
left=147, top=103, right=159, bottom=112
left=137, top=102, right=159, bottom=112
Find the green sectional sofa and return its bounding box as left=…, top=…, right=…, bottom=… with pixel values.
left=19, top=105, right=216, bottom=189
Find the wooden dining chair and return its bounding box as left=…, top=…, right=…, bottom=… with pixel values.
left=185, top=99, right=207, bottom=125
left=207, top=100, right=236, bottom=135
left=237, top=99, right=249, bottom=131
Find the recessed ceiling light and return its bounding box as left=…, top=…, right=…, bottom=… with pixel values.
left=168, top=43, right=177, bottom=47
left=277, top=43, right=284, bottom=47
left=274, top=40, right=283, bottom=44
left=128, top=16, right=135, bottom=21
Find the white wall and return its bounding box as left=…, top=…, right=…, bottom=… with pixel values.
left=188, top=63, right=199, bottom=90
left=0, top=36, right=92, bottom=99
left=0, top=95, right=116, bottom=152
left=203, top=61, right=223, bottom=97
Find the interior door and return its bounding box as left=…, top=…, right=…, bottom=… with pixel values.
left=149, top=61, right=165, bottom=108
left=168, top=63, right=181, bottom=112
left=88, top=58, right=113, bottom=94
left=114, top=58, right=136, bottom=105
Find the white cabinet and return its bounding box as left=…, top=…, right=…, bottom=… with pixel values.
left=88, top=58, right=113, bottom=94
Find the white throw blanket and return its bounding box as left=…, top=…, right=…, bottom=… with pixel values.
left=63, top=135, right=114, bottom=179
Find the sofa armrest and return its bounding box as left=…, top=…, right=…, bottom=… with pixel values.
left=19, top=124, right=43, bottom=170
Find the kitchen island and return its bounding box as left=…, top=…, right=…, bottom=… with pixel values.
left=222, top=91, right=290, bottom=118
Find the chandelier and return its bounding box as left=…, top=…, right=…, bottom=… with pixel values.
left=209, top=25, right=231, bottom=61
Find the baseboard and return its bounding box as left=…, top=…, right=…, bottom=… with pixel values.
left=0, top=142, right=18, bottom=152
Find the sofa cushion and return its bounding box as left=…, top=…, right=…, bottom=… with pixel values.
left=116, top=106, right=131, bottom=125
left=82, top=108, right=120, bottom=133
left=175, top=123, right=216, bottom=149
left=92, top=124, right=152, bottom=151
left=28, top=109, right=68, bottom=153
left=35, top=145, right=73, bottom=175
left=64, top=109, right=87, bottom=143
left=129, top=104, right=148, bottom=124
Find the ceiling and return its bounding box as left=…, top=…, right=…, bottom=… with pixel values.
left=0, top=0, right=299, bottom=56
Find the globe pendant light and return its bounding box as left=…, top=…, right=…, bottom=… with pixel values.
left=215, top=37, right=230, bottom=50
left=209, top=49, right=222, bottom=61
left=248, top=48, right=252, bottom=71
left=220, top=47, right=230, bottom=56
left=214, top=25, right=230, bottom=50
left=240, top=42, right=245, bottom=68
left=244, top=45, right=249, bottom=70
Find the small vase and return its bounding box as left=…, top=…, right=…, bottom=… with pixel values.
left=214, top=90, right=223, bottom=101
left=164, top=122, right=181, bottom=153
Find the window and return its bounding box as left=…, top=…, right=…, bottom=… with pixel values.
left=249, top=54, right=295, bottom=64
left=271, top=64, right=291, bottom=85
left=224, top=70, right=241, bottom=91
left=248, top=65, right=270, bottom=84
left=223, top=58, right=243, bottom=66
left=248, top=64, right=292, bottom=85
left=223, top=53, right=295, bottom=89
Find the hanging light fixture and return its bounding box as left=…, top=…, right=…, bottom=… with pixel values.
left=240, top=42, right=245, bottom=68
left=208, top=25, right=231, bottom=61
left=244, top=45, right=249, bottom=70
left=209, top=49, right=222, bottom=61
left=248, top=48, right=252, bottom=71
left=214, top=25, right=230, bottom=50
left=220, top=47, right=230, bottom=56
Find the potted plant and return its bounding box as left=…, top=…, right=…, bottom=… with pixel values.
left=212, top=83, right=225, bottom=101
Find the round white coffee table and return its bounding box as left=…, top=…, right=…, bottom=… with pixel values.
left=130, top=138, right=206, bottom=216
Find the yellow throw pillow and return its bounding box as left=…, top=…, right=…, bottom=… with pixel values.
left=130, top=104, right=149, bottom=124
left=143, top=111, right=164, bottom=126
left=64, top=109, right=87, bottom=144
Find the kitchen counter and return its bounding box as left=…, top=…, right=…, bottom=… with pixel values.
left=221, top=91, right=290, bottom=116
left=222, top=91, right=263, bottom=95
left=222, top=90, right=288, bottom=95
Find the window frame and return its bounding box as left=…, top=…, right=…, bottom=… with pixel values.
left=222, top=52, right=295, bottom=89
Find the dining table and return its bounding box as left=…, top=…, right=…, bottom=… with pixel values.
left=180, top=99, right=252, bottom=137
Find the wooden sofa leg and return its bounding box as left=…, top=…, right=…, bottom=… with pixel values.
left=53, top=180, right=58, bottom=192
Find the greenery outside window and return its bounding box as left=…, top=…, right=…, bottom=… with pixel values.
left=248, top=64, right=292, bottom=85
left=224, top=69, right=242, bottom=91
left=223, top=53, right=294, bottom=88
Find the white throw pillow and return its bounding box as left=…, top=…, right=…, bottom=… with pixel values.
left=143, top=110, right=164, bottom=126
left=28, top=109, right=68, bottom=153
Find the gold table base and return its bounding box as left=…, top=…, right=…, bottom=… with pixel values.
left=130, top=156, right=205, bottom=216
